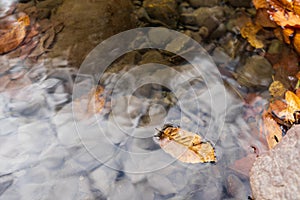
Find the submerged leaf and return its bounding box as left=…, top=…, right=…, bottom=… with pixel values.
left=0, top=15, right=30, bottom=54
left=155, top=125, right=216, bottom=163
left=241, top=22, right=264, bottom=48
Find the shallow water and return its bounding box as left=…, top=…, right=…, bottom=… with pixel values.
left=0, top=0, right=270, bottom=199
left=0, top=55, right=267, bottom=199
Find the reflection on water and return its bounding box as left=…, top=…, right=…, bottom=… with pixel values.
left=0, top=55, right=267, bottom=199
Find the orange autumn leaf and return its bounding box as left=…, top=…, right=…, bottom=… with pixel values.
left=241, top=22, right=264, bottom=48
left=262, top=114, right=283, bottom=149
left=269, top=10, right=300, bottom=28
left=0, top=15, right=30, bottom=54
left=279, top=90, right=300, bottom=122
left=73, top=85, right=106, bottom=119
left=252, top=0, right=269, bottom=10
left=282, top=28, right=294, bottom=44
left=87, top=85, right=106, bottom=114
left=293, top=30, right=300, bottom=54
left=252, top=0, right=269, bottom=9
left=155, top=125, right=216, bottom=163
left=269, top=99, right=287, bottom=116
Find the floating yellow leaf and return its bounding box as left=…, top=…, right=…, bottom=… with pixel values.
left=155, top=124, right=216, bottom=163
left=241, top=22, right=264, bottom=48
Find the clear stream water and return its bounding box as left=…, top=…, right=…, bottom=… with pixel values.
left=0, top=1, right=269, bottom=199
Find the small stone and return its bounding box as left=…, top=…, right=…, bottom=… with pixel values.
left=210, top=23, right=227, bottom=39
left=235, top=55, right=273, bottom=88
left=180, top=13, right=197, bottom=26
left=228, top=0, right=252, bottom=7
left=188, top=0, right=221, bottom=7
left=193, top=7, right=225, bottom=27
left=148, top=28, right=173, bottom=48
left=268, top=40, right=283, bottom=54
left=143, top=0, right=178, bottom=28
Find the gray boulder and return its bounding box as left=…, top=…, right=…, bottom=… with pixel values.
left=250, top=125, right=300, bottom=199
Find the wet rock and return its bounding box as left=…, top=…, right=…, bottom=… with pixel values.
left=188, top=0, right=221, bottom=7
left=178, top=2, right=194, bottom=14
left=143, top=0, right=178, bottom=28
left=90, top=165, right=118, bottom=197
left=139, top=50, right=171, bottom=65
left=268, top=39, right=283, bottom=54
left=235, top=55, right=273, bottom=88
left=212, top=47, right=231, bottom=65
left=147, top=173, right=177, bottom=196
left=108, top=179, right=137, bottom=200
left=210, top=23, right=227, bottom=39
left=148, top=28, right=173, bottom=48
left=228, top=0, right=252, bottom=7
left=250, top=125, right=300, bottom=199
left=0, top=179, right=13, bottom=196
left=193, top=7, right=225, bottom=28
left=48, top=0, right=137, bottom=67
left=226, top=174, right=250, bottom=199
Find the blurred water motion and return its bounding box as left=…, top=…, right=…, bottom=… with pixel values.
left=0, top=55, right=268, bottom=199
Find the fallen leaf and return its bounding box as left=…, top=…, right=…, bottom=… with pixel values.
left=252, top=0, right=269, bottom=9
left=255, top=9, right=277, bottom=28
left=0, top=15, right=30, bottom=54
left=269, top=99, right=287, bottom=117
left=241, top=22, right=264, bottom=48
left=269, top=80, right=286, bottom=97
left=269, top=9, right=300, bottom=28
left=73, top=85, right=106, bottom=119
left=293, top=30, right=300, bottom=54
left=279, top=90, right=300, bottom=122
left=155, top=124, right=216, bottom=163
left=282, top=28, right=294, bottom=44
left=262, top=114, right=283, bottom=149
left=87, top=86, right=106, bottom=114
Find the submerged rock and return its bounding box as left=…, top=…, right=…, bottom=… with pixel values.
left=250, top=125, right=300, bottom=199
left=188, top=0, right=221, bottom=7
left=48, top=0, right=137, bottom=67
left=235, top=55, right=273, bottom=88
left=143, top=0, right=178, bottom=28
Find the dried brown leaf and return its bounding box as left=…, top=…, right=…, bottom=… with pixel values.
left=252, top=0, right=269, bottom=9
left=156, top=125, right=216, bottom=163
left=0, top=15, right=30, bottom=54
left=279, top=90, right=300, bottom=122
left=293, top=30, right=300, bottom=54
left=282, top=28, right=294, bottom=44
left=262, top=114, right=283, bottom=149
left=241, top=22, right=264, bottom=48
left=269, top=10, right=300, bottom=28
left=269, top=80, right=287, bottom=97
